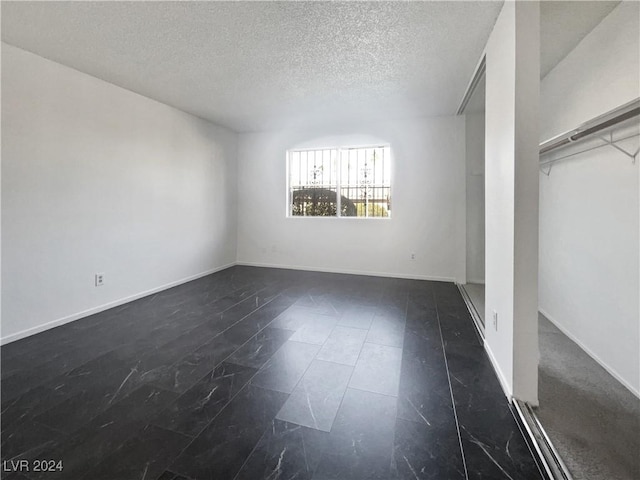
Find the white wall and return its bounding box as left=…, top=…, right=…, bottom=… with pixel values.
left=465, top=112, right=485, bottom=284
left=236, top=117, right=466, bottom=282
left=484, top=1, right=540, bottom=403
left=539, top=2, right=640, bottom=396
left=1, top=44, right=238, bottom=343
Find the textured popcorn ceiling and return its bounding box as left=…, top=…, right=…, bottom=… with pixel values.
left=1, top=1, right=618, bottom=132
left=1, top=1, right=504, bottom=132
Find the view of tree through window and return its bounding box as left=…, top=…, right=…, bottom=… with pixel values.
left=288, top=146, right=391, bottom=218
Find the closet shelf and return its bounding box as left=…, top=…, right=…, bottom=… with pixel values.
left=539, top=98, right=640, bottom=174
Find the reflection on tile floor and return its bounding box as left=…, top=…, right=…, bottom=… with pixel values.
left=1, top=266, right=544, bottom=479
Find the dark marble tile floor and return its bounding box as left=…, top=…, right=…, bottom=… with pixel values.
left=1, top=266, right=544, bottom=479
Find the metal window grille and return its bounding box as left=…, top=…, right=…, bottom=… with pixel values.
left=288, top=146, right=391, bottom=218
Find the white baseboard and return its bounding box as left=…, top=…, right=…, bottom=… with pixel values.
left=0, top=262, right=237, bottom=345
left=483, top=340, right=513, bottom=400
left=466, top=278, right=485, bottom=285
left=539, top=307, right=640, bottom=399
left=235, top=260, right=456, bottom=283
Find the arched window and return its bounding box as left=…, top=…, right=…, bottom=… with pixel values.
left=287, top=145, right=391, bottom=218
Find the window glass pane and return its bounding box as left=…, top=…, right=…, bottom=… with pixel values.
left=340, top=146, right=391, bottom=217
left=290, top=149, right=339, bottom=216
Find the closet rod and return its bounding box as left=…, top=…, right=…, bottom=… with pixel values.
left=539, top=98, right=640, bottom=156
left=539, top=131, right=640, bottom=167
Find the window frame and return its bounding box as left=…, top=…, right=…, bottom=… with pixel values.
left=286, top=144, right=392, bottom=220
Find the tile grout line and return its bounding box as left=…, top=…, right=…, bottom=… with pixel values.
left=91, top=284, right=286, bottom=423
left=11, top=277, right=258, bottom=477
left=148, top=284, right=301, bottom=476
left=228, top=382, right=299, bottom=480
left=7, top=272, right=544, bottom=480
left=163, top=281, right=344, bottom=477
left=433, top=288, right=470, bottom=480
left=277, top=295, right=355, bottom=421
left=231, top=286, right=338, bottom=480
left=254, top=286, right=332, bottom=398
left=5, top=282, right=271, bottom=407
left=269, top=293, right=387, bottom=474
left=165, top=285, right=295, bottom=403
left=293, top=296, right=375, bottom=479
left=389, top=290, right=410, bottom=475
left=152, top=280, right=297, bottom=387
left=159, top=370, right=274, bottom=475
left=172, top=284, right=272, bottom=335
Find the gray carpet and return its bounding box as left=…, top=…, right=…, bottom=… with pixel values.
left=536, top=314, right=640, bottom=480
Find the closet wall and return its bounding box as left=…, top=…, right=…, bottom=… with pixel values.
left=539, top=2, right=640, bottom=395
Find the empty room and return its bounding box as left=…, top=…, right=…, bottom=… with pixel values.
left=1, top=1, right=638, bottom=480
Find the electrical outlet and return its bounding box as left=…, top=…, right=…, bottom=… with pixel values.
left=410, top=253, right=416, bottom=260
left=95, top=273, right=105, bottom=287
left=492, top=310, right=498, bottom=330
